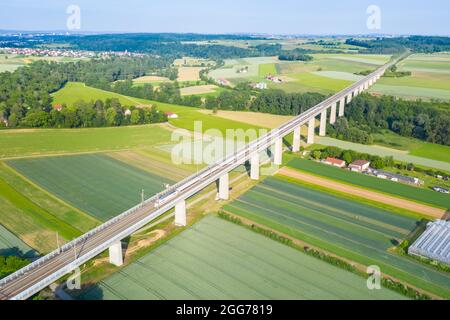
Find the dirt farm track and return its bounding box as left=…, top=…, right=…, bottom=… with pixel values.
left=278, top=167, right=447, bottom=219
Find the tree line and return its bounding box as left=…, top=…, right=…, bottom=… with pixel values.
left=4, top=97, right=167, bottom=129
left=346, top=36, right=450, bottom=54
left=0, top=56, right=173, bottom=128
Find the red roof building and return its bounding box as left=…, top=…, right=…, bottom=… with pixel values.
left=349, top=160, right=371, bottom=172
left=324, top=157, right=346, bottom=168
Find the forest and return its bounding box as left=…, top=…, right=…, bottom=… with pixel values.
left=344, top=94, right=450, bottom=146
left=346, top=36, right=450, bottom=54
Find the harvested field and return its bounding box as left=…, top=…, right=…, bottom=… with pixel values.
left=198, top=110, right=293, bottom=129
left=180, top=85, right=218, bottom=96
left=177, top=67, right=204, bottom=81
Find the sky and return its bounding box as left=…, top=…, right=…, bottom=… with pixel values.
left=0, top=0, right=449, bottom=35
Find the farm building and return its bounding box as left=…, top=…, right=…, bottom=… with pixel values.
left=165, top=112, right=179, bottom=119
left=369, top=169, right=424, bottom=185
left=349, top=160, right=370, bottom=172
left=323, top=157, right=346, bottom=168
left=266, top=75, right=283, bottom=83
left=124, top=109, right=132, bottom=116
left=53, top=104, right=63, bottom=111
left=408, top=220, right=450, bottom=266
left=251, top=82, right=268, bottom=90
left=217, top=78, right=230, bottom=86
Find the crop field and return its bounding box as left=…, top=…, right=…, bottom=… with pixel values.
left=107, top=148, right=195, bottom=182
left=315, top=137, right=450, bottom=172
left=224, top=177, right=450, bottom=298
left=7, top=154, right=174, bottom=221
left=177, top=67, right=204, bottom=81
left=77, top=216, right=404, bottom=300
left=281, top=73, right=353, bottom=93
left=52, top=82, right=144, bottom=107
left=258, top=63, right=278, bottom=77
left=0, top=124, right=173, bottom=160
left=199, top=110, right=293, bottom=129
left=180, top=85, right=220, bottom=96
left=313, top=54, right=391, bottom=65
left=0, top=53, right=86, bottom=73
left=208, top=57, right=278, bottom=82
left=0, top=165, right=82, bottom=253
left=133, top=76, right=171, bottom=83
left=287, top=158, right=450, bottom=210
left=0, top=224, right=37, bottom=258
left=50, top=82, right=260, bottom=137
left=370, top=84, right=450, bottom=101
left=312, top=71, right=364, bottom=81
left=398, top=53, right=450, bottom=73
left=208, top=54, right=386, bottom=93
left=368, top=53, right=450, bottom=100
left=409, top=143, right=450, bottom=163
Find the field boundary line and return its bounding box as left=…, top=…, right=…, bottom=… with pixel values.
left=1, top=162, right=101, bottom=227
left=219, top=209, right=442, bottom=300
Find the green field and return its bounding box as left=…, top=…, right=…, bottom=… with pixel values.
left=287, top=158, right=449, bottom=210
left=52, top=82, right=144, bottom=106
left=369, top=53, right=450, bottom=100
left=0, top=165, right=82, bottom=252
left=0, top=54, right=86, bottom=73
left=224, top=177, right=450, bottom=298
left=51, top=82, right=261, bottom=136
left=283, top=72, right=353, bottom=93
left=7, top=154, right=174, bottom=221
left=78, top=216, right=405, bottom=300
left=0, top=224, right=38, bottom=258
left=258, top=63, right=278, bottom=77
left=370, top=84, right=450, bottom=101
left=0, top=124, right=173, bottom=159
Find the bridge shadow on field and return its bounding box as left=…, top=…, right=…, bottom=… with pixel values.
left=0, top=247, right=39, bottom=259
left=443, top=210, right=450, bottom=221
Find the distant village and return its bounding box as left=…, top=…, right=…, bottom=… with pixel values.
left=0, top=47, right=147, bottom=59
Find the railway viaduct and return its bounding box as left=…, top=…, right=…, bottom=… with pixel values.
left=0, top=57, right=399, bottom=300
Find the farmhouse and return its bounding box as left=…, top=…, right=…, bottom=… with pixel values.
left=165, top=112, right=179, bottom=119
left=124, top=109, right=132, bottom=116
left=217, top=78, right=230, bottom=86
left=53, top=104, right=63, bottom=112
left=266, top=75, right=283, bottom=83
left=251, top=82, right=268, bottom=90
left=408, top=220, right=450, bottom=266
left=323, top=157, right=346, bottom=168
left=369, top=169, right=424, bottom=185
left=349, top=160, right=370, bottom=172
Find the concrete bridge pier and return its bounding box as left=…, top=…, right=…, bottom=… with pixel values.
left=250, top=153, right=260, bottom=180
left=330, top=103, right=337, bottom=124
left=273, top=137, right=283, bottom=166
left=339, top=97, right=345, bottom=117
left=319, top=110, right=327, bottom=137
left=347, top=93, right=353, bottom=104
left=109, top=241, right=124, bottom=267
left=218, top=173, right=229, bottom=200
left=307, top=117, right=315, bottom=144
left=292, top=126, right=301, bottom=153
left=175, top=200, right=187, bottom=227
